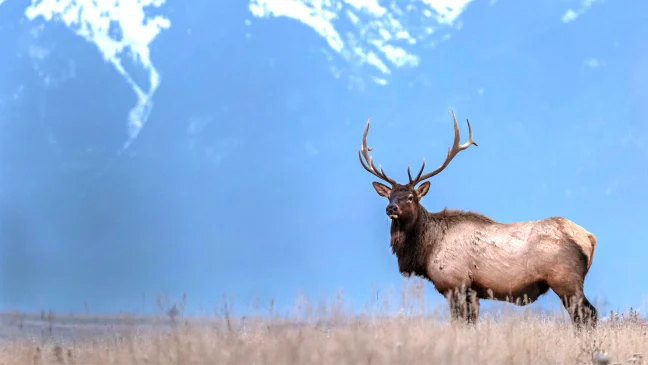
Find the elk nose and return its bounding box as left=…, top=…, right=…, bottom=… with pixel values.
left=386, top=203, right=400, bottom=217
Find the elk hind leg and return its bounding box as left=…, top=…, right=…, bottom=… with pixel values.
left=550, top=280, right=598, bottom=329
left=564, top=294, right=598, bottom=329
left=548, top=244, right=598, bottom=329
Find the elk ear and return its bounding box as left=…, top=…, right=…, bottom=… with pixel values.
left=416, top=181, right=431, bottom=199
left=372, top=182, right=391, bottom=198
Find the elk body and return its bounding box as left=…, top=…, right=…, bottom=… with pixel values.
left=358, top=111, right=598, bottom=327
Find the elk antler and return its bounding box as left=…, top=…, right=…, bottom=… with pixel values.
left=408, top=110, right=478, bottom=186
left=358, top=118, right=398, bottom=186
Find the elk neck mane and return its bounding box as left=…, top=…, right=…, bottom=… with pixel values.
left=431, top=207, right=498, bottom=225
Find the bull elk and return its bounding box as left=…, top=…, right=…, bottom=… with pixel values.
left=358, top=111, right=598, bottom=327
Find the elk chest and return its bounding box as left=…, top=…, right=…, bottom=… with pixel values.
left=395, top=237, right=473, bottom=294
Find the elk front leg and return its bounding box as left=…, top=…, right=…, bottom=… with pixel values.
left=447, top=287, right=480, bottom=324
left=467, top=291, right=480, bottom=324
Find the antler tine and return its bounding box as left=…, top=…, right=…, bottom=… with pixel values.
left=407, top=159, right=426, bottom=184
left=408, top=110, right=478, bottom=186
left=358, top=118, right=398, bottom=186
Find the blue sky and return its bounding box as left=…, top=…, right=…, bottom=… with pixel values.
left=0, top=0, right=646, bottom=317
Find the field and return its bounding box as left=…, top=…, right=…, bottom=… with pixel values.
left=1, top=287, right=646, bottom=365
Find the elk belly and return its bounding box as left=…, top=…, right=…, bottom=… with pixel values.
left=471, top=258, right=545, bottom=299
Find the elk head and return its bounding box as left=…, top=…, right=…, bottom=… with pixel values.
left=358, top=110, right=478, bottom=225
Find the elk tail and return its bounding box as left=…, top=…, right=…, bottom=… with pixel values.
left=586, top=232, right=597, bottom=270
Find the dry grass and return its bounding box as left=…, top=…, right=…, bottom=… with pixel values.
left=1, top=286, right=646, bottom=365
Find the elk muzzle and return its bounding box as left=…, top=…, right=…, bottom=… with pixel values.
left=386, top=203, right=401, bottom=219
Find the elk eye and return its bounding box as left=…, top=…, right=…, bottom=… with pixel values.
left=407, top=195, right=414, bottom=202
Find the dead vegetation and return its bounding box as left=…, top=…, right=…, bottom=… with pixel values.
left=0, top=284, right=646, bottom=365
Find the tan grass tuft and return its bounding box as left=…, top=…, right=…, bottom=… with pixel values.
left=1, top=286, right=646, bottom=365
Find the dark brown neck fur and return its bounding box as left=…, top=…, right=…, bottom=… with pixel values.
left=390, top=206, right=497, bottom=278
left=430, top=207, right=498, bottom=225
